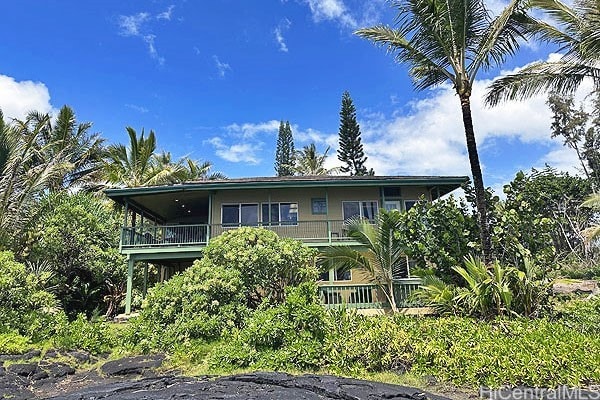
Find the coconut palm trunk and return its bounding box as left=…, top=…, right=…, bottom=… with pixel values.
left=460, top=95, right=492, bottom=263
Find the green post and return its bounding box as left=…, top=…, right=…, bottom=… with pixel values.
left=125, top=256, right=134, bottom=315
left=207, top=192, right=213, bottom=242
left=143, top=262, right=148, bottom=298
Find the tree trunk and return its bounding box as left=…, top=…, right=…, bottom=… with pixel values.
left=460, top=95, right=493, bottom=264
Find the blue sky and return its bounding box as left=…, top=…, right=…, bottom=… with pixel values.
left=0, top=0, right=587, bottom=192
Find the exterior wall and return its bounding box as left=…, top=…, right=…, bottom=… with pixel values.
left=209, top=186, right=434, bottom=224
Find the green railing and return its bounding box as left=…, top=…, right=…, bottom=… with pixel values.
left=121, top=220, right=356, bottom=248
left=122, top=224, right=209, bottom=247
left=318, top=279, right=422, bottom=310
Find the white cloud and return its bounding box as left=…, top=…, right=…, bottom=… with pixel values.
left=274, top=18, right=291, bottom=52
left=300, top=0, right=385, bottom=30
left=125, top=103, right=149, bottom=113
left=157, top=5, right=175, bottom=21
left=225, top=120, right=280, bottom=138
left=0, top=74, right=54, bottom=120
left=118, top=12, right=150, bottom=36
left=213, top=55, right=231, bottom=78
left=205, top=137, right=262, bottom=164
left=117, top=7, right=174, bottom=65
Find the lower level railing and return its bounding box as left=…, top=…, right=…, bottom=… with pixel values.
left=318, top=279, right=422, bottom=310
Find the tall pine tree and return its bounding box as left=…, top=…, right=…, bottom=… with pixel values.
left=337, top=91, right=372, bottom=176
left=275, top=120, right=295, bottom=176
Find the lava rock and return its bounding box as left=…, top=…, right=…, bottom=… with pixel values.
left=46, top=372, right=451, bottom=400
left=100, top=354, right=165, bottom=376
left=0, top=349, right=40, bottom=363
left=43, top=349, right=60, bottom=359
left=66, top=350, right=91, bottom=363
left=7, top=362, right=39, bottom=377
left=42, top=362, right=76, bottom=378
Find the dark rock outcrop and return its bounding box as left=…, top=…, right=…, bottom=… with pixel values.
left=100, top=354, right=166, bottom=376
left=46, top=372, right=450, bottom=400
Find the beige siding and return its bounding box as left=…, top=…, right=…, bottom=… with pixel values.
left=400, top=186, right=431, bottom=202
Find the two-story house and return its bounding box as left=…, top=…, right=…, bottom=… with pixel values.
left=105, top=175, right=467, bottom=314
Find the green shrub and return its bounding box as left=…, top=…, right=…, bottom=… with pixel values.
left=0, top=251, right=59, bottom=341
left=124, top=261, right=249, bottom=352
left=52, top=313, right=114, bottom=355
left=209, top=282, right=327, bottom=370
left=324, top=311, right=413, bottom=373
left=555, top=297, right=600, bottom=335
left=211, top=306, right=600, bottom=388
left=0, top=332, right=31, bottom=354
left=417, top=256, right=550, bottom=319
left=202, top=227, right=319, bottom=307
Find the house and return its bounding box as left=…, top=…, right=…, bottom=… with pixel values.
left=105, top=175, right=468, bottom=314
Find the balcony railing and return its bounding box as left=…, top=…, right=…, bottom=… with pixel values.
left=318, top=279, right=423, bottom=310
left=121, top=220, right=358, bottom=249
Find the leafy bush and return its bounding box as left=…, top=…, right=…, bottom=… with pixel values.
left=124, top=261, right=249, bottom=352
left=0, top=332, right=31, bottom=354
left=202, top=227, right=318, bottom=307
left=209, top=282, right=327, bottom=370
left=52, top=313, right=114, bottom=355
left=324, top=310, right=412, bottom=373
left=28, top=192, right=126, bottom=318
left=395, top=196, right=479, bottom=283
left=417, top=256, right=550, bottom=318
left=0, top=251, right=59, bottom=341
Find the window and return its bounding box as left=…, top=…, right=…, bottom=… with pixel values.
left=383, top=186, right=402, bottom=197
left=404, top=200, right=418, bottom=211
left=342, top=201, right=378, bottom=222
left=222, top=204, right=259, bottom=226
left=261, top=202, right=298, bottom=225
left=318, top=268, right=350, bottom=282
left=334, top=268, right=351, bottom=281
left=318, top=270, right=330, bottom=281
left=311, top=198, right=327, bottom=215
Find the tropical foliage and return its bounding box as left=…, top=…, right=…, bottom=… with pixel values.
left=28, top=192, right=126, bottom=318
left=417, top=256, right=549, bottom=318
left=293, top=143, right=338, bottom=176
left=356, top=0, right=531, bottom=263
left=201, top=227, right=319, bottom=307
left=486, top=0, right=600, bottom=105
left=0, top=106, right=103, bottom=249
left=320, top=210, right=407, bottom=311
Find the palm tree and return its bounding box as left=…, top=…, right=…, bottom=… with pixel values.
left=103, top=127, right=181, bottom=187
left=176, top=158, right=227, bottom=181
left=356, top=0, right=530, bottom=263
left=486, top=0, right=600, bottom=106
left=319, top=210, right=407, bottom=312
left=0, top=111, right=69, bottom=250
left=293, top=143, right=338, bottom=176
left=28, top=106, right=105, bottom=190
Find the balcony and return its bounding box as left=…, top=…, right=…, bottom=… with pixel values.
left=121, top=220, right=360, bottom=249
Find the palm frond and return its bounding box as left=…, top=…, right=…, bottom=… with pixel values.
left=485, top=61, right=600, bottom=106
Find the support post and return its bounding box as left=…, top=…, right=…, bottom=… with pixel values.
left=125, top=256, right=134, bottom=315
left=143, top=262, right=148, bottom=298
left=121, top=201, right=129, bottom=251
left=207, top=192, right=213, bottom=242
